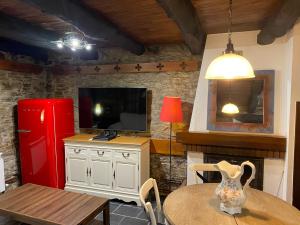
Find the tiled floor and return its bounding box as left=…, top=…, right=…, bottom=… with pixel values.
left=97, top=200, right=151, bottom=225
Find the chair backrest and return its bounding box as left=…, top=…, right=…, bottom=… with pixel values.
left=189, top=163, right=219, bottom=184
left=139, top=178, right=161, bottom=225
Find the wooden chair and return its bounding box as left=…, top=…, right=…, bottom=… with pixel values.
left=189, top=163, right=219, bottom=184
left=139, top=178, right=166, bottom=225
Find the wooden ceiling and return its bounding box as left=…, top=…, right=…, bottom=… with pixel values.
left=0, top=0, right=71, bottom=33
left=0, top=0, right=292, bottom=55
left=82, top=0, right=183, bottom=44
left=80, top=0, right=283, bottom=43
left=0, top=0, right=283, bottom=42
left=192, top=0, right=283, bottom=34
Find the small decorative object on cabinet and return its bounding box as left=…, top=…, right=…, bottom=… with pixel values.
left=64, top=134, right=150, bottom=206
left=214, top=160, right=256, bottom=215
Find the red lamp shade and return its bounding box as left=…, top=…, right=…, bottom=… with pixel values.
left=160, top=96, right=183, bottom=123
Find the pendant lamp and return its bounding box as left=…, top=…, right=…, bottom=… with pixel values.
left=205, top=0, right=255, bottom=80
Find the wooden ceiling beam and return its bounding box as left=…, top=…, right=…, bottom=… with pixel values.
left=156, top=0, right=206, bottom=54
left=23, top=0, right=145, bottom=55
left=0, top=13, right=60, bottom=51
left=257, top=0, right=300, bottom=45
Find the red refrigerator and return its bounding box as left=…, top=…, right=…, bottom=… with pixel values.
left=18, top=98, right=74, bottom=189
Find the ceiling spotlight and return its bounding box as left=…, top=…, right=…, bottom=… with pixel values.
left=71, top=38, right=80, bottom=48
left=85, top=44, right=92, bottom=51
left=52, top=32, right=94, bottom=52
left=56, top=42, right=63, bottom=49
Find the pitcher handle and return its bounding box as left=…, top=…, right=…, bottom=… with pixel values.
left=241, top=161, right=256, bottom=189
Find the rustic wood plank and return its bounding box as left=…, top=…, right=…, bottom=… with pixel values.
left=23, top=0, right=144, bottom=54
left=257, top=0, right=300, bottom=45
left=280, top=151, right=286, bottom=159
left=150, top=138, right=184, bottom=156
left=0, top=59, right=43, bottom=74
left=51, top=60, right=200, bottom=75
left=156, top=0, right=206, bottom=54
left=176, top=132, right=286, bottom=152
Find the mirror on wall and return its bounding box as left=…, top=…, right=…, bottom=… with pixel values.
left=207, top=70, right=275, bottom=133
left=216, top=79, right=264, bottom=124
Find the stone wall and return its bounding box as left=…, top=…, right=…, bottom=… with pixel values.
left=0, top=70, right=47, bottom=184
left=0, top=44, right=199, bottom=224
left=47, top=44, right=200, bottom=191
left=0, top=44, right=199, bottom=193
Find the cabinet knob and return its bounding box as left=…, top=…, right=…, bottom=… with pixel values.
left=122, top=152, right=130, bottom=158
left=97, top=151, right=105, bottom=156
left=74, top=149, right=81, bottom=154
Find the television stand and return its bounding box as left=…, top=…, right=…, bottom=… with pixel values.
left=92, top=130, right=117, bottom=141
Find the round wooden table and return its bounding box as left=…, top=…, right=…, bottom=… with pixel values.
left=163, top=183, right=300, bottom=225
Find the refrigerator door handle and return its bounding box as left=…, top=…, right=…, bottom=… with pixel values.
left=17, top=129, right=31, bottom=133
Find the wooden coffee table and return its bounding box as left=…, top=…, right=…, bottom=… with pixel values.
left=0, top=183, right=109, bottom=225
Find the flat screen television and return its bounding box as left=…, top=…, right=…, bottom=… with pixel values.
left=78, top=88, right=147, bottom=131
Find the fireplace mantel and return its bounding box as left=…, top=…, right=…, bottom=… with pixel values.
left=176, top=131, right=286, bottom=159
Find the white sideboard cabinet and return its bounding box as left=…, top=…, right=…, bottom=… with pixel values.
left=64, top=134, right=150, bottom=206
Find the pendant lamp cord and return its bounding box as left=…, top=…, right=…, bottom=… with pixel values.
left=228, top=0, right=233, bottom=40
left=226, top=0, right=234, bottom=53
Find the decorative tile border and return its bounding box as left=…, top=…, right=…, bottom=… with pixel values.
left=51, top=60, right=200, bottom=75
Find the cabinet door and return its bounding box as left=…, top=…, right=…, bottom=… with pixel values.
left=66, top=148, right=89, bottom=186
left=113, top=151, right=139, bottom=193
left=89, top=149, right=113, bottom=189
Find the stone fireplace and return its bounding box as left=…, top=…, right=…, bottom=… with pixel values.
left=176, top=131, right=286, bottom=197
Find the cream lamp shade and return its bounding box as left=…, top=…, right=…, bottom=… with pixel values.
left=222, top=103, right=239, bottom=114
left=205, top=53, right=255, bottom=80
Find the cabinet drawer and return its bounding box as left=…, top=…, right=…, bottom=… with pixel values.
left=114, top=151, right=138, bottom=161
left=66, top=147, right=88, bottom=155
left=90, top=149, right=112, bottom=158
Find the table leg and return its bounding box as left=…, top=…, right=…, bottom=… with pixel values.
left=103, top=202, right=110, bottom=225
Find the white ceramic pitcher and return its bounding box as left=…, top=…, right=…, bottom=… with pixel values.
left=214, top=160, right=256, bottom=215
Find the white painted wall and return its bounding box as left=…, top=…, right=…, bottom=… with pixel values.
left=190, top=30, right=290, bottom=134
left=189, top=24, right=300, bottom=201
